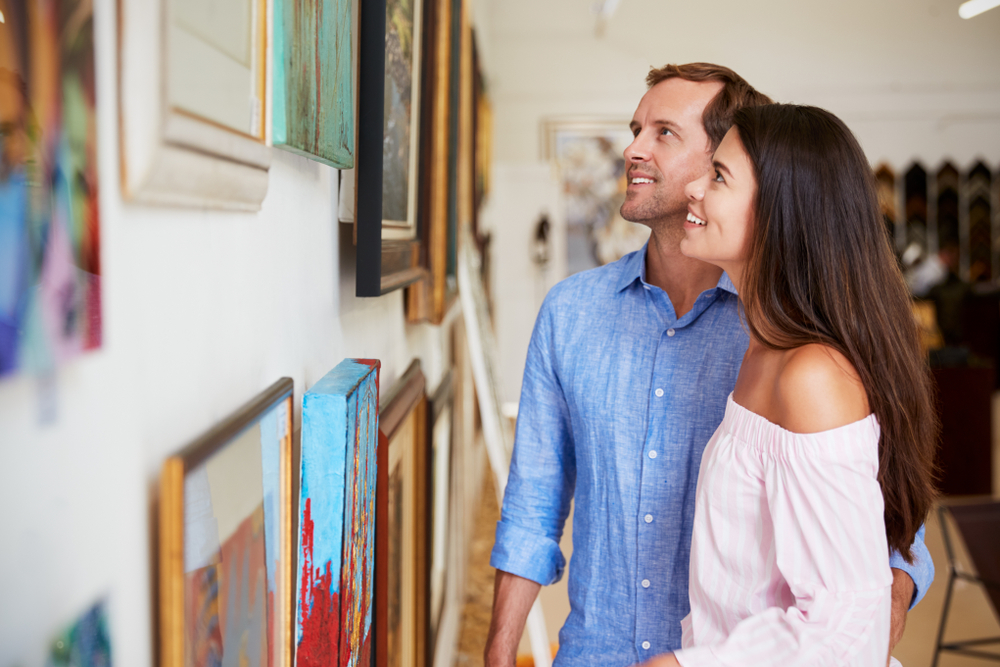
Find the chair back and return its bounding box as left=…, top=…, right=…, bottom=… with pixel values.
left=945, top=500, right=1000, bottom=617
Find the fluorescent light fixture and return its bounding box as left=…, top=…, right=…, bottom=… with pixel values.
left=959, top=0, right=1000, bottom=18
left=0, top=10, right=5, bottom=23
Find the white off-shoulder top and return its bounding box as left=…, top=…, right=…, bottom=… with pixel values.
left=674, top=393, right=898, bottom=667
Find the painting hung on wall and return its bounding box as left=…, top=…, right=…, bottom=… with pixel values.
left=0, top=0, right=101, bottom=379
left=47, top=600, right=112, bottom=667
left=160, top=379, right=294, bottom=667
left=297, top=359, right=380, bottom=667
left=542, top=119, right=648, bottom=277
left=376, top=360, right=428, bottom=667
left=382, top=0, right=425, bottom=238
left=273, top=0, right=354, bottom=168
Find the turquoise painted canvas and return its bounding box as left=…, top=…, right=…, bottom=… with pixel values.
left=296, top=359, right=379, bottom=667
left=273, top=0, right=354, bottom=168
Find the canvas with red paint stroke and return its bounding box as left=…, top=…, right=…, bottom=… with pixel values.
left=297, top=359, right=380, bottom=667
left=185, top=504, right=269, bottom=667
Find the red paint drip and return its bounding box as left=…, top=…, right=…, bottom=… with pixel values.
left=297, top=498, right=341, bottom=667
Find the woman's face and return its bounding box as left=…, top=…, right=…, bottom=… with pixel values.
left=680, top=128, right=756, bottom=277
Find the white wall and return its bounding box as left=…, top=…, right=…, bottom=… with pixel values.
left=482, top=0, right=1000, bottom=404
left=0, top=1, right=452, bottom=665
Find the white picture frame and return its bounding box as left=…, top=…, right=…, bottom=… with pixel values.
left=119, top=0, right=271, bottom=211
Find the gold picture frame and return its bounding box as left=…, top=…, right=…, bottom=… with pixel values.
left=159, top=378, right=294, bottom=667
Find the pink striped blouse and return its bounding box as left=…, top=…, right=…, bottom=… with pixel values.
left=674, top=393, right=897, bottom=667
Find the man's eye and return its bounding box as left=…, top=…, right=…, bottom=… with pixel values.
left=661, top=128, right=673, bottom=136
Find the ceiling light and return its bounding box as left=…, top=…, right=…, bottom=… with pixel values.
left=959, top=0, right=1000, bottom=19
left=0, top=10, right=5, bottom=23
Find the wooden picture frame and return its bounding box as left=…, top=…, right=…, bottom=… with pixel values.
left=272, top=0, right=355, bottom=168
left=356, top=0, right=430, bottom=296
left=405, top=0, right=461, bottom=322
left=159, top=378, right=294, bottom=667
left=375, top=360, right=428, bottom=667
left=427, top=370, right=454, bottom=666
left=296, top=359, right=381, bottom=666
left=119, top=0, right=271, bottom=210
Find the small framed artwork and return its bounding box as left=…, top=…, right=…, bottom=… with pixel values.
left=375, top=360, right=428, bottom=667
left=296, top=358, right=380, bottom=667
left=356, top=0, right=430, bottom=295
left=119, top=0, right=271, bottom=210
left=541, top=117, right=647, bottom=275
left=405, top=0, right=459, bottom=322
left=272, top=0, right=355, bottom=168
left=0, top=0, right=101, bottom=379
left=427, top=369, right=454, bottom=659
left=159, top=378, right=294, bottom=667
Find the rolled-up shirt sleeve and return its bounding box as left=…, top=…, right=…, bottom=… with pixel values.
left=490, top=293, right=576, bottom=586
left=889, top=523, right=933, bottom=609
left=675, top=440, right=894, bottom=667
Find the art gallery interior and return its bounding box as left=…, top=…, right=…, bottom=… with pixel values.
left=1, top=0, right=999, bottom=666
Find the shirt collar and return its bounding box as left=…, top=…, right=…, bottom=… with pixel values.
left=616, top=241, right=739, bottom=296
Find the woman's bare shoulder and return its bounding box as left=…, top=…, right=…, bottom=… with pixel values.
left=772, top=344, right=869, bottom=434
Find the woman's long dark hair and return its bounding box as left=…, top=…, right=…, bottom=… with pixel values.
left=733, top=104, right=937, bottom=561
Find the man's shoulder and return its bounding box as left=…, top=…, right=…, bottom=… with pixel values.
left=544, top=251, right=639, bottom=309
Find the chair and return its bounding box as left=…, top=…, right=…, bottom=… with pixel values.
left=933, top=500, right=1000, bottom=665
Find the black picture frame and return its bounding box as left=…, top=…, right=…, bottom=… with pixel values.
left=356, top=0, right=430, bottom=297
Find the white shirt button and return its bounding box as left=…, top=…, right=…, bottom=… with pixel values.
left=642, top=641, right=651, bottom=650
left=649, top=450, right=657, bottom=459
left=655, top=388, right=664, bottom=397
left=667, top=328, right=676, bottom=337
left=644, top=514, right=653, bottom=523
left=641, top=579, right=651, bottom=588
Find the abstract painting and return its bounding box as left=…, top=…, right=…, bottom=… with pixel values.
left=47, top=600, right=112, bottom=667
left=375, top=360, right=427, bottom=667
left=382, top=0, right=424, bottom=236
left=160, top=378, right=294, bottom=667
left=272, top=0, right=354, bottom=168
left=0, top=0, right=101, bottom=379
left=542, top=119, right=648, bottom=277
left=297, top=359, right=380, bottom=667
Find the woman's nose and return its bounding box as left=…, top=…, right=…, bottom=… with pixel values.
left=685, top=174, right=706, bottom=201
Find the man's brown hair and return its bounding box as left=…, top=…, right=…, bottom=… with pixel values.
left=646, top=63, right=772, bottom=149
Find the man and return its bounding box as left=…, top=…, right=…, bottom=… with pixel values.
left=485, top=63, right=933, bottom=667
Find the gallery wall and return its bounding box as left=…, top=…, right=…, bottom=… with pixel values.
left=482, top=0, right=1000, bottom=404
left=0, top=1, right=453, bottom=665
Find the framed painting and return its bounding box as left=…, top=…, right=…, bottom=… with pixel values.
left=404, top=0, right=460, bottom=322
left=0, top=0, right=101, bottom=379
left=296, top=359, right=380, bottom=667
left=541, top=118, right=647, bottom=276
left=272, top=0, right=354, bottom=168
left=119, top=0, right=270, bottom=210
left=356, top=0, right=429, bottom=295
left=427, top=370, right=454, bottom=662
left=159, top=378, right=294, bottom=667
left=375, top=360, right=428, bottom=667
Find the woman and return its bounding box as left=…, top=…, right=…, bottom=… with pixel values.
left=645, top=105, right=937, bottom=666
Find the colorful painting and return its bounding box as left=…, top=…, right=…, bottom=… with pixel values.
left=181, top=396, right=291, bottom=667
left=382, top=0, right=423, bottom=233
left=0, top=0, right=101, bottom=378
left=297, top=359, right=380, bottom=667
left=272, top=0, right=354, bottom=168
left=543, top=120, right=649, bottom=277
left=159, top=379, right=293, bottom=667
left=47, top=600, right=112, bottom=667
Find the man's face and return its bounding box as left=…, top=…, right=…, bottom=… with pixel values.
left=620, top=78, right=723, bottom=229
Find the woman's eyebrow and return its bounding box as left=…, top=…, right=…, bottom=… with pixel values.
left=713, top=159, right=733, bottom=178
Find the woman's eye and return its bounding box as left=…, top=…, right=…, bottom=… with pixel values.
left=713, top=169, right=724, bottom=183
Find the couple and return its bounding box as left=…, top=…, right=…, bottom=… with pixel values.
left=486, top=63, right=937, bottom=666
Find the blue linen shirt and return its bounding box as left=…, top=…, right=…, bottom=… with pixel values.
left=490, top=244, right=934, bottom=666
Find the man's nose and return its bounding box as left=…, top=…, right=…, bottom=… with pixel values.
left=623, top=134, right=649, bottom=162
